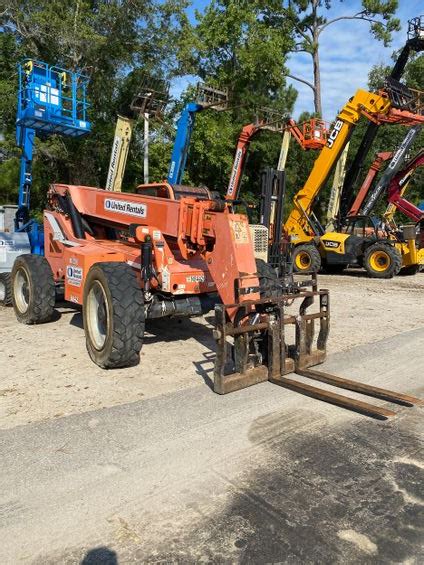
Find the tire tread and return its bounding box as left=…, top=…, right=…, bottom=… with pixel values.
left=0, top=272, right=12, bottom=306
left=12, top=254, right=55, bottom=323
left=84, top=262, right=144, bottom=369
left=363, top=242, right=402, bottom=279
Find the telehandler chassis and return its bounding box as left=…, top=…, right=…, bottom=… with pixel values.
left=7, top=183, right=422, bottom=420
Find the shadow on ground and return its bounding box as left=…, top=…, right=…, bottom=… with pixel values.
left=81, top=546, right=118, bottom=564
left=66, top=308, right=217, bottom=387
left=129, top=409, right=424, bottom=563
left=66, top=308, right=215, bottom=349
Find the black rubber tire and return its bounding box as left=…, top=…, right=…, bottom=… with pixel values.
left=83, top=262, right=145, bottom=369
left=11, top=254, right=55, bottom=323
left=292, top=244, right=321, bottom=273
left=363, top=242, right=402, bottom=279
left=255, top=259, right=281, bottom=298
left=0, top=273, right=12, bottom=306
left=399, top=264, right=420, bottom=276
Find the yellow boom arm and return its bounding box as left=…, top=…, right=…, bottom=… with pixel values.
left=105, top=115, right=133, bottom=192
left=284, top=90, right=391, bottom=242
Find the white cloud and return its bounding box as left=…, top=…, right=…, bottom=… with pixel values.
left=176, top=1, right=422, bottom=120
left=288, top=0, right=423, bottom=120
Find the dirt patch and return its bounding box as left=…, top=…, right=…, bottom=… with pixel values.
left=0, top=272, right=423, bottom=429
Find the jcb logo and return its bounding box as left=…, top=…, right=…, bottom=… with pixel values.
left=326, top=120, right=343, bottom=148
left=323, top=240, right=340, bottom=249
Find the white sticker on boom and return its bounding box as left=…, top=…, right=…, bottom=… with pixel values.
left=66, top=265, right=83, bottom=287
left=104, top=198, right=147, bottom=218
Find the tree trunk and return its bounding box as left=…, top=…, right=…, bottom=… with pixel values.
left=311, top=0, right=322, bottom=116
left=312, top=45, right=322, bottom=116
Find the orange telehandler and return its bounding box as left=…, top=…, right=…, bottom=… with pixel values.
left=8, top=178, right=422, bottom=417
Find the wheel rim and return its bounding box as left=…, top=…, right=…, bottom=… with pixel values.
left=369, top=250, right=391, bottom=272
left=86, top=280, right=109, bottom=350
left=295, top=251, right=312, bottom=270
left=14, top=268, right=30, bottom=313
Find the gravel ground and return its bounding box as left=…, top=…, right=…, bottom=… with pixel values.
left=1, top=327, right=423, bottom=564
left=0, top=271, right=423, bottom=430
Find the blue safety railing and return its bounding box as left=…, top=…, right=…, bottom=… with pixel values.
left=11, top=59, right=91, bottom=254
left=16, top=59, right=91, bottom=137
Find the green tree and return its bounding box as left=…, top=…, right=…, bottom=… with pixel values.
left=278, top=0, right=400, bottom=115
left=174, top=0, right=298, bottom=201
left=177, top=0, right=297, bottom=111
left=0, top=0, right=187, bottom=209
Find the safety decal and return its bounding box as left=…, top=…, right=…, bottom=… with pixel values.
left=230, top=220, right=249, bottom=244
left=161, top=266, right=170, bottom=292
left=227, top=148, right=243, bottom=197
left=0, top=240, right=14, bottom=263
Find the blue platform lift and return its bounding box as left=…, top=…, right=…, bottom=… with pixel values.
left=167, top=102, right=203, bottom=185
left=0, top=59, right=90, bottom=304
left=167, top=85, right=228, bottom=185
left=15, top=59, right=91, bottom=251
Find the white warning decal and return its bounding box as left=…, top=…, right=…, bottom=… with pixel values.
left=227, top=148, right=243, bottom=197
left=230, top=220, right=249, bottom=244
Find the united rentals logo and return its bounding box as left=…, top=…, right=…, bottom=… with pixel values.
left=105, top=136, right=122, bottom=190
left=104, top=198, right=147, bottom=218
left=227, top=148, right=243, bottom=197
left=66, top=265, right=83, bottom=287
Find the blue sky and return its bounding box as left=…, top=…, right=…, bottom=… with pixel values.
left=172, top=0, right=422, bottom=121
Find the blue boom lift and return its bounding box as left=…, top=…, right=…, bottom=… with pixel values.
left=167, top=84, right=228, bottom=185
left=0, top=59, right=90, bottom=304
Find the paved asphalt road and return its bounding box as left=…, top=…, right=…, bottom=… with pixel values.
left=1, top=328, right=423, bottom=564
